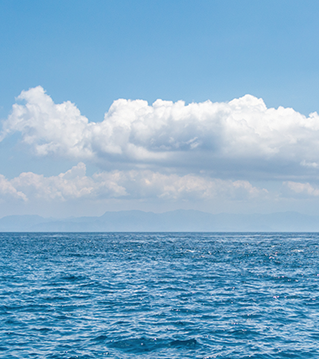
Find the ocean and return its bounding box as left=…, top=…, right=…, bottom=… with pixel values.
left=1, top=232, right=319, bottom=358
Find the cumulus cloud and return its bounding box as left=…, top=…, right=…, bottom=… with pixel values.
left=1, top=87, right=93, bottom=158
left=2, top=86, right=319, bottom=178
left=95, top=170, right=267, bottom=200
left=10, top=163, right=127, bottom=201
left=0, top=163, right=267, bottom=202
left=0, top=175, right=27, bottom=201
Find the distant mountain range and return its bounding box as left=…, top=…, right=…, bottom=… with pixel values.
left=0, top=210, right=319, bottom=232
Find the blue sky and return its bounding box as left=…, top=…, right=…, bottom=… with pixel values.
left=1, top=1, right=319, bottom=217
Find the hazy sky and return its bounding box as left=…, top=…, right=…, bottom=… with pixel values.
left=1, top=0, right=319, bottom=217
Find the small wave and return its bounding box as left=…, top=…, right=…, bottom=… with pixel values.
left=110, top=337, right=199, bottom=353
left=110, top=337, right=161, bottom=353
left=169, top=338, right=198, bottom=347
left=60, top=274, right=86, bottom=282
left=2, top=232, right=319, bottom=358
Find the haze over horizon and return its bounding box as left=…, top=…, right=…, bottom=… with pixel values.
left=1, top=1, right=319, bottom=220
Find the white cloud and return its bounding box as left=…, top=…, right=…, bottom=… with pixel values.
left=95, top=170, right=268, bottom=200
left=0, top=175, right=27, bottom=201
left=11, top=163, right=127, bottom=201
left=0, top=163, right=267, bottom=202
left=284, top=181, right=319, bottom=197
left=300, top=160, right=319, bottom=168
left=2, top=86, right=319, bottom=179
left=1, top=87, right=93, bottom=158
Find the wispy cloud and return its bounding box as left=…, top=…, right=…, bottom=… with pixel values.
left=283, top=181, right=319, bottom=197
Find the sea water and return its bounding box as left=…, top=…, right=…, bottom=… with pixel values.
left=1, top=232, right=319, bottom=358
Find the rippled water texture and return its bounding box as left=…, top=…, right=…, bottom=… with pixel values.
left=1, top=233, right=319, bottom=358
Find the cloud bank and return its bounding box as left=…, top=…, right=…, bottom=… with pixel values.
left=0, top=163, right=267, bottom=203
left=2, top=86, right=319, bottom=179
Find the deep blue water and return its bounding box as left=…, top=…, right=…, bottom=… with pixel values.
left=1, top=232, right=319, bottom=358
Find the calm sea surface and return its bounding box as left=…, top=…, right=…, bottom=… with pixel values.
left=1, top=232, right=319, bottom=358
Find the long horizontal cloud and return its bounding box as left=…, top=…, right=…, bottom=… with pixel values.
left=2, top=86, right=319, bottom=178
left=0, top=163, right=267, bottom=202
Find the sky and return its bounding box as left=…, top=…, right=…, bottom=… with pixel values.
left=1, top=0, right=319, bottom=218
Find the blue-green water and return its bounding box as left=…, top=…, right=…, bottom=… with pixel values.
left=1, top=232, right=319, bottom=358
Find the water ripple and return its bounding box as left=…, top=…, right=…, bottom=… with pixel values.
left=0, top=232, right=319, bottom=358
